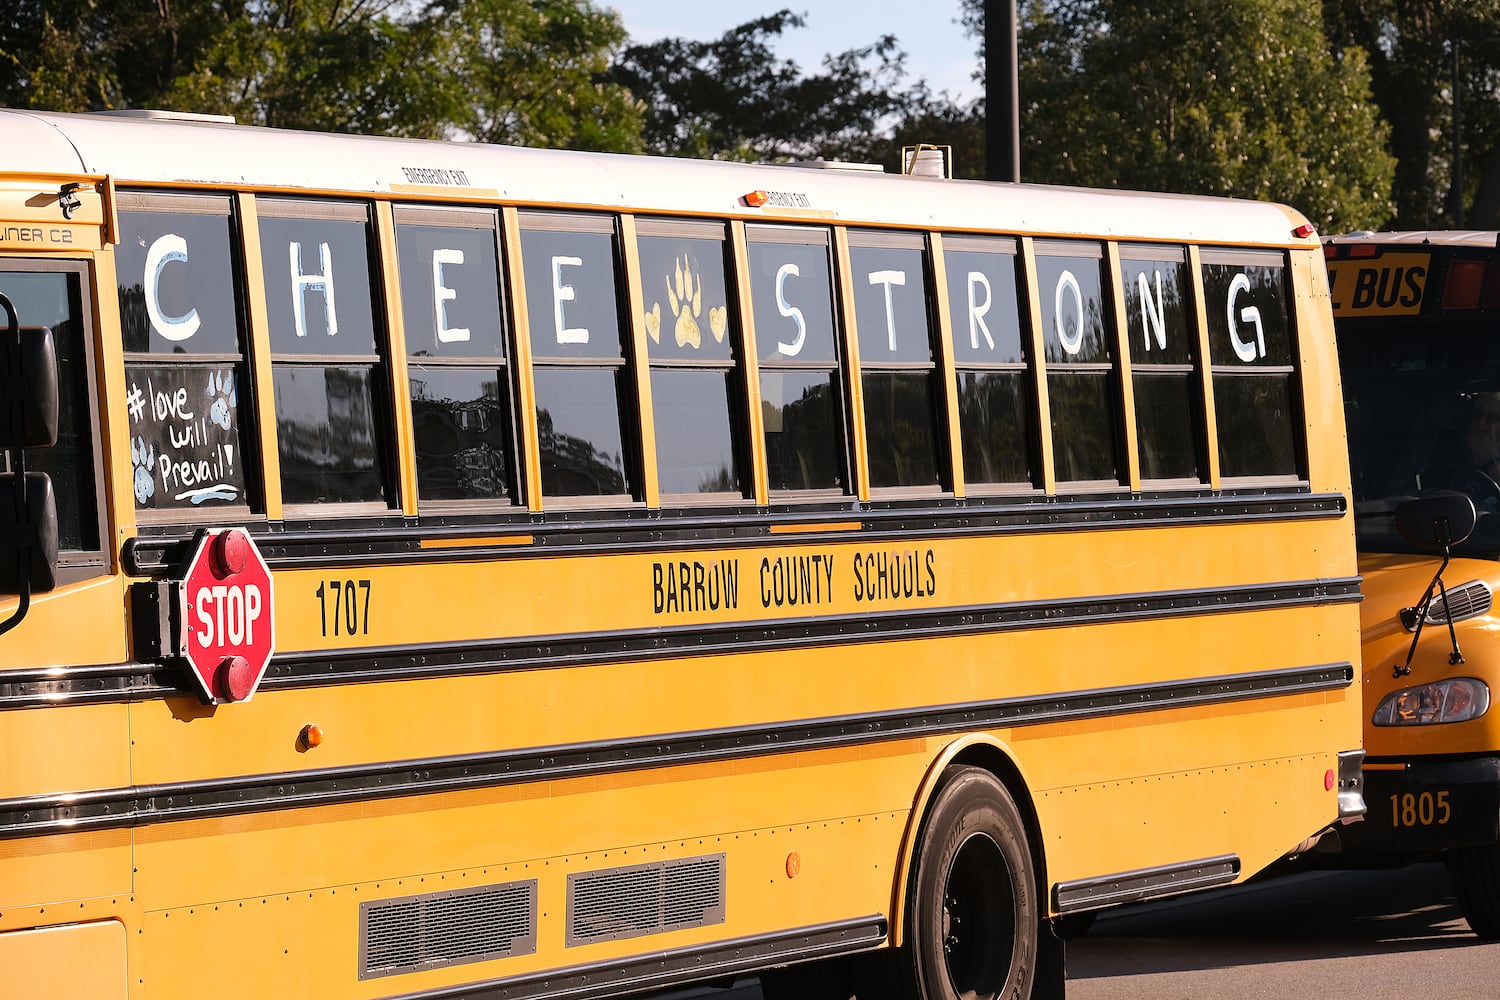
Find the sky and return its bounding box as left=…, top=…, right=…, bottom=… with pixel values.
left=605, top=1, right=981, bottom=104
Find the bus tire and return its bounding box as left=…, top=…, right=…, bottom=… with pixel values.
left=897, top=765, right=1038, bottom=1000
left=1448, top=842, right=1500, bottom=940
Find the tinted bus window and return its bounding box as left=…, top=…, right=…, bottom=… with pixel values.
left=0, top=265, right=101, bottom=558
left=636, top=219, right=747, bottom=499
left=1201, top=249, right=1301, bottom=480
left=519, top=212, right=637, bottom=501
left=943, top=235, right=1036, bottom=489
left=1120, top=244, right=1205, bottom=483
left=849, top=230, right=944, bottom=491
left=395, top=207, right=517, bottom=505
left=1036, top=241, right=1121, bottom=486
left=746, top=225, right=848, bottom=495
left=117, top=192, right=257, bottom=514
left=259, top=198, right=393, bottom=508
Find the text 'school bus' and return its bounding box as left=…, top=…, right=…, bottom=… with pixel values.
left=1326, top=229, right=1500, bottom=939
left=0, top=108, right=1364, bottom=1000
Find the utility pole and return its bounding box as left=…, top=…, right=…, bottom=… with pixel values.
left=1452, top=38, right=1464, bottom=227
left=985, top=0, right=1020, bottom=182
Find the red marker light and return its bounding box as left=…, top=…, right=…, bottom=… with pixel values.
left=1443, top=259, right=1485, bottom=310
left=742, top=190, right=769, bottom=208
left=1292, top=223, right=1316, bottom=239
left=218, top=655, right=255, bottom=702
left=1324, top=769, right=1336, bottom=792
left=213, top=528, right=251, bottom=576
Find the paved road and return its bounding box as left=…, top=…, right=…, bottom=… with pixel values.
left=651, top=860, right=1500, bottom=1000
left=1068, top=861, right=1500, bottom=999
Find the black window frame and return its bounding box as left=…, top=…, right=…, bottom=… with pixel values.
left=745, top=223, right=852, bottom=499
left=116, top=190, right=262, bottom=523
left=941, top=233, right=1040, bottom=495
left=1035, top=239, right=1125, bottom=489
left=1119, top=242, right=1208, bottom=487
left=634, top=216, right=751, bottom=505
left=519, top=209, right=642, bottom=508
left=1200, top=247, right=1307, bottom=484
left=848, top=228, right=950, bottom=496
left=394, top=204, right=522, bottom=510
left=258, top=196, right=397, bottom=514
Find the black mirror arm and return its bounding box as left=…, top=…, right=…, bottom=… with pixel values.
left=1396, top=535, right=1466, bottom=677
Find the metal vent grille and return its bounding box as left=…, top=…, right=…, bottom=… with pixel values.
left=567, top=853, right=725, bottom=946
left=359, top=879, right=536, bottom=980
left=1426, top=580, right=1493, bottom=625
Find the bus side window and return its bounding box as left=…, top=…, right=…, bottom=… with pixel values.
left=257, top=198, right=395, bottom=511
left=941, top=235, right=1038, bottom=491
left=518, top=212, right=639, bottom=503
left=1035, top=240, right=1123, bottom=488
left=1119, top=244, right=1207, bottom=484
left=0, top=265, right=104, bottom=577
left=117, top=192, right=258, bottom=515
left=635, top=218, right=748, bottom=502
left=394, top=207, right=519, bottom=507
left=848, top=230, right=947, bottom=492
left=1200, top=249, right=1303, bottom=481
left=745, top=225, right=849, bottom=496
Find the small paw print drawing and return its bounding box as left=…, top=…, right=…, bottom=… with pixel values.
left=131, top=437, right=156, bottom=504
left=207, top=369, right=236, bottom=431
left=646, top=255, right=726, bottom=349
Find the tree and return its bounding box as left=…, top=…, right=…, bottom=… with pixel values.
left=608, top=10, right=929, bottom=165
left=1324, top=1, right=1500, bottom=229
left=961, top=0, right=1397, bottom=232
left=0, top=0, right=643, bottom=151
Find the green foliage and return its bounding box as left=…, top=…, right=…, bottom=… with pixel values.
left=960, top=0, right=1397, bottom=231
left=0, top=0, right=643, bottom=151
left=1324, top=0, right=1500, bottom=228
left=608, top=10, right=927, bottom=164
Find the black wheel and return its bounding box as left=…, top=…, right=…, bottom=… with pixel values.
left=1447, top=843, right=1500, bottom=939
left=896, top=766, right=1038, bottom=1000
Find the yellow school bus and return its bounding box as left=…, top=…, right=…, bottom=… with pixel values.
left=0, top=108, right=1363, bottom=1000
left=1326, top=230, right=1500, bottom=938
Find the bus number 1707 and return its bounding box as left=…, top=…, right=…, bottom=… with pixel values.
left=315, top=579, right=372, bottom=637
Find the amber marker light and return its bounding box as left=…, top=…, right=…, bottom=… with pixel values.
left=785, top=852, right=802, bottom=878
left=742, top=190, right=769, bottom=208
left=299, top=724, right=325, bottom=750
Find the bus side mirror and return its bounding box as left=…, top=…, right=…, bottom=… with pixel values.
left=1396, top=492, right=1477, bottom=550
left=0, top=325, right=59, bottom=448
left=0, top=471, right=58, bottom=594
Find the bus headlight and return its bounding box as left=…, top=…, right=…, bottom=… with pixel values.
left=1371, top=678, right=1491, bottom=726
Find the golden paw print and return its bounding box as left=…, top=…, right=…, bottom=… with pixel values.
left=648, top=255, right=727, bottom=349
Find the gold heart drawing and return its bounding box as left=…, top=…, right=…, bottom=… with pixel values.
left=644, top=301, right=661, bottom=343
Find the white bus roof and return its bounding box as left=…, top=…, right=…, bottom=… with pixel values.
left=1327, top=230, right=1500, bottom=248
left=3, top=108, right=1313, bottom=247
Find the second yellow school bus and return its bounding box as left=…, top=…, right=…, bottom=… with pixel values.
left=0, top=109, right=1362, bottom=1000
left=1326, top=231, right=1500, bottom=939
